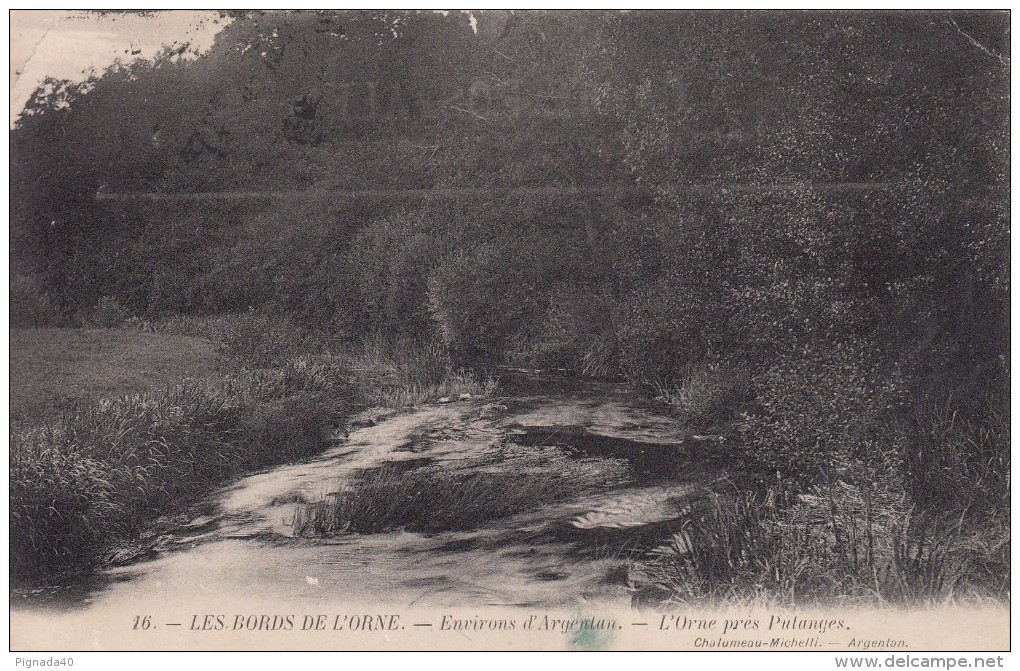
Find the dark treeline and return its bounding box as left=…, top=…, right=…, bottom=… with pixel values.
left=11, top=10, right=1009, bottom=506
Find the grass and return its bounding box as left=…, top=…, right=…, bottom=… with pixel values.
left=902, top=397, right=1010, bottom=510
left=628, top=483, right=1010, bottom=608
left=10, top=328, right=219, bottom=422
left=17, top=320, right=1003, bottom=609
left=293, top=446, right=628, bottom=536
left=152, top=312, right=500, bottom=407
left=343, top=336, right=499, bottom=408
left=10, top=357, right=358, bottom=584
left=9, top=319, right=500, bottom=587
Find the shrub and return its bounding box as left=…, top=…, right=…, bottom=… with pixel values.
left=427, top=241, right=551, bottom=366
left=615, top=272, right=718, bottom=382
left=734, top=344, right=900, bottom=488
left=10, top=273, right=62, bottom=327
left=84, top=296, right=131, bottom=328
left=148, top=312, right=238, bottom=341
left=198, top=199, right=364, bottom=326
left=344, top=336, right=498, bottom=408
left=347, top=209, right=443, bottom=338
left=514, top=283, right=621, bottom=377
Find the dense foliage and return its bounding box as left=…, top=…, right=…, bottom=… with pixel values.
left=11, top=10, right=1008, bottom=506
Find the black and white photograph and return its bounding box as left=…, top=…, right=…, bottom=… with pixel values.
left=8, top=9, right=1010, bottom=655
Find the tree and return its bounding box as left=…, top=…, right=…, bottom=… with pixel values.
left=588, top=10, right=1008, bottom=484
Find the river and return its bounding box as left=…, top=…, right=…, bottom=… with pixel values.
left=12, top=372, right=727, bottom=648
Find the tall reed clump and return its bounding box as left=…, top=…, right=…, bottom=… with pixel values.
left=10, top=356, right=357, bottom=585
left=293, top=448, right=628, bottom=536
left=650, top=358, right=752, bottom=429
left=629, top=484, right=1009, bottom=608
left=293, top=463, right=569, bottom=535
left=344, top=336, right=498, bottom=408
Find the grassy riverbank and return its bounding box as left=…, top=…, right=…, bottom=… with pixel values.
left=627, top=368, right=1010, bottom=607
left=9, top=320, right=496, bottom=586
left=10, top=319, right=1007, bottom=607
left=10, top=328, right=219, bottom=422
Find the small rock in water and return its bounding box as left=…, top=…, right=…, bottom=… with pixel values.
left=458, top=393, right=472, bottom=400
left=306, top=576, right=320, bottom=586
left=438, top=396, right=452, bottom=404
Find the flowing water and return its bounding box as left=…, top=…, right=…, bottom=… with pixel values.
left=12, top=373, right=725, bottom=623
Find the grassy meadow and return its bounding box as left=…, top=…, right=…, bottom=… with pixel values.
left=10, top=328, right=219, bottom=422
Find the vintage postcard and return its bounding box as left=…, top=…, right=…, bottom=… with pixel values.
left=9, top=9, right=1010, bottom=656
